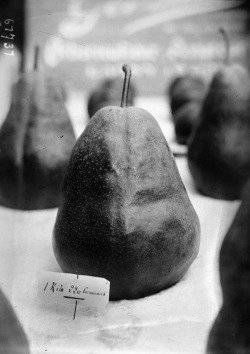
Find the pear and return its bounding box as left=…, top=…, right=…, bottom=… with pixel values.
left=168, top=74, right=206, bottom=115
left=0, top=288, right=29, bottom=354
left=53, top=64, right=200, bottom=300
left=207, top=180, right=250, bottom=353
left=0, top=47, right=76, bottom=210
left=87, top=76, right=136, bottom=118
left=168, top=74, right=206, bottom=144
left=188, top=28, right=250, bottom=200
left=173, top=101, right=202, bottom=145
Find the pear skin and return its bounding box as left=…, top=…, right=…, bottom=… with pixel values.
left=207, top=180, right=250, bottom=353
left=0, top=71, right=76, bottom=210
left=0, top=288, right=29, bottom=354
left=188, top=64, right=250, bottom=200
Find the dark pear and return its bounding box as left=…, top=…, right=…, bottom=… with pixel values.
left=207, top=179, right=250, bottom=353
left=173, top=102, right=201, bottom=145
left=168, top=74, right=206, bottom=115
left=87, top=76, right=136, bottom=118
left=53, top=65, right=200, bottom=300
left=0, top=288, right=29, bottom=354
left=168, top=74, right=206, bottom=145
left=0, top=69, right=76, bottom=210
left=188, top=64, right=250, bottom=200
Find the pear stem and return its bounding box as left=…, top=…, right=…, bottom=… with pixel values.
left=219, top=27, right=230, bottom=65
left=34, top=45, right=39, bottom=71
left=121, top=64, right=131, bottom=108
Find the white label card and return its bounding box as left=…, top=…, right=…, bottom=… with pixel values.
left=38, top=271, right=110, bottom=308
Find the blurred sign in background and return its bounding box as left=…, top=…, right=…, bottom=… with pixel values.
left=26, top=0, right=250, bottom=96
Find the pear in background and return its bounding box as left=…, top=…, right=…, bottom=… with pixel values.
left=207, top=179, right=250, bottom=353
left=173, top=101, right=202, bottom=145
left=87, top=76, right=136, bottom=118
left=188, top=28, right=250, bottom=200
left=168, top=74, right=207, bottom=145
left=53, top=65, right=200, bottom=300
left=0, top=47, right=76, bottom=210
left=168, top=74, right=206, bottom=115
left=0, top=288, right=29, bottom=354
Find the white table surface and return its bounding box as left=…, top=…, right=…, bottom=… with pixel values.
left=0, top=94, right=240, bottom=354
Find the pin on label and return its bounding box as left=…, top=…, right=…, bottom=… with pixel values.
left=38, top=271, right=110, bottom=309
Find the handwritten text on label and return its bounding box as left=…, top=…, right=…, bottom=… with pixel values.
left=39, top=271, right=110, bottom=308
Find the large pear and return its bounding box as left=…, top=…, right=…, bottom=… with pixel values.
left=53, top=65, right=200, bottom=300
left=0, top=67, right=76, bottom=210
left=207, top=180, right=250, bottom=353
left=0, top=288, right=29, bottom=354
left=188, top=29, right=250, bottom=200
